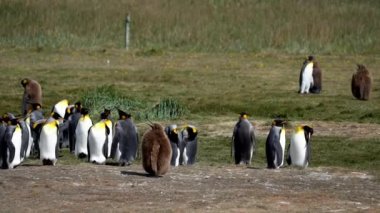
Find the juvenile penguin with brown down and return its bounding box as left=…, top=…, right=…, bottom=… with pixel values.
left=21, top=78, right=42, bottom=116
left=351, top=64, right=372, bottom=100
left=142, top=123, right=172, bottom=176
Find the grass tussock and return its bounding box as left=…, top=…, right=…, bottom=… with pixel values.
left=81, top=85, right=188, bottom=121
left=0, top=0, right=379, bottom=54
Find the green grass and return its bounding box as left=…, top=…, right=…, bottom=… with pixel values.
left=2, top=51, right=378, bottom=123
left=0, top=0, right=379, bottom=54
left=197, top=136, right=380, bottom=175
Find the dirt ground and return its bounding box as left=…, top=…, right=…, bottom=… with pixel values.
left=0, top=163, right=378, bottom=212
left=1, top=120, right=379, bottom=212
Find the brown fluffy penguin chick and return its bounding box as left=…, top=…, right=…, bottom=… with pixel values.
left=351, top=64, right=372, bottom=100
left=21, top=78, right=42, bottom=116
left=142, top=123, right=172, bottom=176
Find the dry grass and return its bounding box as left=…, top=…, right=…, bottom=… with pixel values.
left=0, top=0, right=379, bottom=53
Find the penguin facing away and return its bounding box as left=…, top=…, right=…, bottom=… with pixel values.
left=29, top=103, right=44, bottom=157
left=110, top=109, right=139, bottom=166
left=100, top=108, right=113, bottom=158
left=68, top=102, right=82, bottom=153
left=23, top=116, right=34, bottom=158
left=265, top=119, right=286, bottom=169
left=74, top=108, right=92, bottom=159
left=299, top=56, right=314, bottom=94
left=0, top=116, right=7, bottom=169
left=18, top=118, right=31, bottom=161
left=287, top=125, right=314, bottom=168
left=88, top=120, right=110, bottom=164
left=232, top=112, right=256, bottom=165
left=351, top=64, right=372, bottom=100
left=165, top=124, right=180, bottom=166
left=310, top=59, right=322, bottom=94
left=142, top=123, right=172, bottom=176
left=179, top=125, right=198, bottom=165
left=3, top=116, right=23, bottom=169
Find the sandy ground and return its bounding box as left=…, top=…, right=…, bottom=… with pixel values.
left=0, top=163, right=378, bottom=212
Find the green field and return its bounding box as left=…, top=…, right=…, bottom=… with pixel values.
left=1, top=1, right=379, bottom=175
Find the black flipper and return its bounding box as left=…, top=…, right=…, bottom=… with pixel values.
left=102, top=125, right=110, bottom=159
left=286, top=143, right=292, bottom=165
left=110, top=123, right=120, bottom=159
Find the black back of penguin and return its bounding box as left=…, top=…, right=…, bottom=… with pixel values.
left=179, top=125, right=198, bottom=165
left=111, top=118, right=138, bottom=165
left=266, top=119, right=286, bottom=169
left=165, top=124, right=180, bottom=166
left=233, top=113, right=256, bottom=165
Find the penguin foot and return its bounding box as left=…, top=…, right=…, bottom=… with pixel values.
left=42, top=159, right=55, bottom=166
left=78, top=153, right=87, bottom=159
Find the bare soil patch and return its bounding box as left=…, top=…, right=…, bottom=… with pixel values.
left=0, top=164, right=378, bottom=212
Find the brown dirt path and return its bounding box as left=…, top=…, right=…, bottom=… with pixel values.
left=0, top=164, right=378, bottom=212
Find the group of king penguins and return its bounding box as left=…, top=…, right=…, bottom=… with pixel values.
left=0, top=97, right=141, bottom=168
left=6, top=53, right=371, bottom=173
left=232, top=112, right=314, bottom=169
left=0, top=78, right=200, bottom=172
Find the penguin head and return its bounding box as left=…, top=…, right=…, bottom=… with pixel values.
left=148, top=123, right=164, bottom=132
left=182, top=125, right=198, bottom=141
left=272, top=119, right=286, bottom=127
left=64, top=105, right=74, bottom=119
left=117, top=108, right=131, bottom=120
left=166, top=124, right=179, bottom=143
left=2, top=113, right=9, bottom=124
left=20, top=78, right=30, bottom=87
left=3, top=113, right=18, bottom=125
left=303, top=125, right=314, bottom=136
left=51, top=112, right=62, bottom=120
left=239, top=112, right=250, bottom=120
left=80, top=107, right=90, bottom=116
left=74, top=101, right=82, bottom=112
left=100, top=108, right=111, bottom=120
left=307, top=55, right=315, bottom=62
left=295, top=125, right=304, bottom=133
left=52, top=99, right=69, bottom=118
left=32, top=103, right=42, bottom=111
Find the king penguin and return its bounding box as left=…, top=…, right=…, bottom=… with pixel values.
left=165, top=124, right=180, bottom=166
left=232, top=112, right=256, bottom=165
left=287, top=125, right=314, bottom=168
left=39, top=99, right=68, bottom=165
left=0, top=115, right=8, bottom=169
left=68, top=101, right=82, bottom=153
left=19, top=116, right=32, bottom=161
left=3, top=114, right=23, bottom=169
left=100, top=108, right=113, bottom=158
left=74, top=108, right=92, bottom=159
left=110, top=109, right=139, bottom=166
left=299, top=56, right=314, bottom=94
left=142, top=123, right=172, bottom=176
left=179, top=125, right=198, bottom=165
left=29, top=103, right=44, bottom=157
left=88, top=120, right=110, bottom=164
left=265, top=119, right=286, bottom=169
